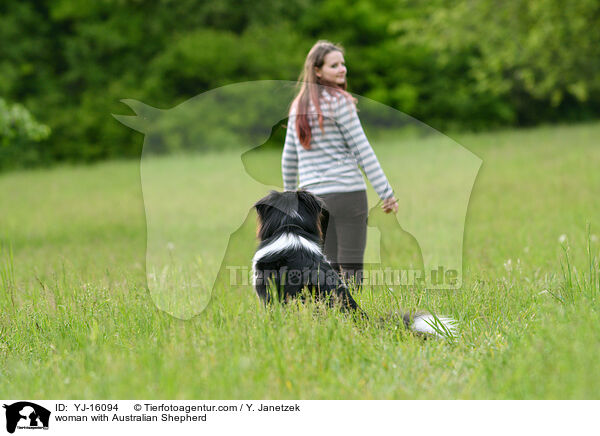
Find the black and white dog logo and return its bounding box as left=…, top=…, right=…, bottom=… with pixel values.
left=3, top=402, right=50, bottom=433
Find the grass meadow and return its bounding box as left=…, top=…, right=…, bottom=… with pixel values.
left=1, top=121, right=599, bottom=399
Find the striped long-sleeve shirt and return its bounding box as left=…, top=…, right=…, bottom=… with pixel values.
left=282, top=89, right=394, bottom=200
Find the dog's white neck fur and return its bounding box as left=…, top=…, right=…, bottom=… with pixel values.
left=251, top=232, right=322, bottom=287
left=253, top=232, right=321, bottom=267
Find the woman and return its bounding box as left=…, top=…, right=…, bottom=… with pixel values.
left=282, top=40, right=398, bottom=286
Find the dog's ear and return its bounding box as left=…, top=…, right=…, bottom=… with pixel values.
left=297, top=190, right=328, bottom=240
left=254, top=195, right=272, bottom=240
left=296, top=190, right=324, bottom=216
left=254, top=190, right=281, bottom=222
left=254, top=198, right=270, bottom=222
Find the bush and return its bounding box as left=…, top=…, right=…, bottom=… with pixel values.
left=0, top=98, right=51, bottom=170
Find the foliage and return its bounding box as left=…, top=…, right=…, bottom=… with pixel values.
left=399, top=0, right=600, bottom=126
left=0, top=98, right=51, bottom=170
left=0, top=0, right=599, bottom=169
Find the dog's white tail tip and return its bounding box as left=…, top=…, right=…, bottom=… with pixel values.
left=411, top=314, right=458, bottom=338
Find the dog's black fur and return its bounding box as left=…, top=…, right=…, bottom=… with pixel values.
left=252, top=190, right=361, bottom=312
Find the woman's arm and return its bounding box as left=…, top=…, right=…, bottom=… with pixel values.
left=335, top=96, right=394, bottom=201
left=282, top=115, right=299, bottom=191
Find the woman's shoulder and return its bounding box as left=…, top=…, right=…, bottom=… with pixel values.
left=321, top=88, right=355, bottom=112
left=332, top=93, right=357, bottom=121
left=320, top=87, right=350, bottom=101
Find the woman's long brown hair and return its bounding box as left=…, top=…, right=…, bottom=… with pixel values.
left=290, top=40, right=354, bottom=150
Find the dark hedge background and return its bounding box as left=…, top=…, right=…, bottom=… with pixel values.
left=1, top=0, right=599, bottom=169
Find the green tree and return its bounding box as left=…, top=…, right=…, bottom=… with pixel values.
left=0, top=98, right=51, bottom=170
left=399, top=0, right=600, bottom=125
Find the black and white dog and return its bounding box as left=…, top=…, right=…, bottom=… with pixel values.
left=252, top=190, right=456, bottom=337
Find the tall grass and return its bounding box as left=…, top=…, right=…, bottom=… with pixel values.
left=0, top=122, right=599, bottom=398
left=0, top=244, right=16, bottom=311
left=553, top=225, right=599, bottom=305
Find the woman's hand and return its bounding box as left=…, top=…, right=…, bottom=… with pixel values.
left=382, top=196, right=398, bottom=214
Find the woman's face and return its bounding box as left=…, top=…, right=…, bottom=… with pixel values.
left=315, top=50, right=347, bottom=86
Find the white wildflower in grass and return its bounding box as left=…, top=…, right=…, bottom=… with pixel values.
left=523, top=246, right=530, bottom=253
left=591, top=234, right=599, bottom=243
left=558, top=234, right=568, bottom=245
left=167, top=242, right=175, bottom=251
left=504, top=258, right=512, bottom=272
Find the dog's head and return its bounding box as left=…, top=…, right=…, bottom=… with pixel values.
left=254, top=190, right=326, bottom=241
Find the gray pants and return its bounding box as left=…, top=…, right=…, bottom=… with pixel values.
left=317, top=190, right=368, bottom=284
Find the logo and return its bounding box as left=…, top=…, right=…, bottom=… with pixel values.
left=3, top=402, right=50, bottom=433
left=113, top=80, right=481, bottom=319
